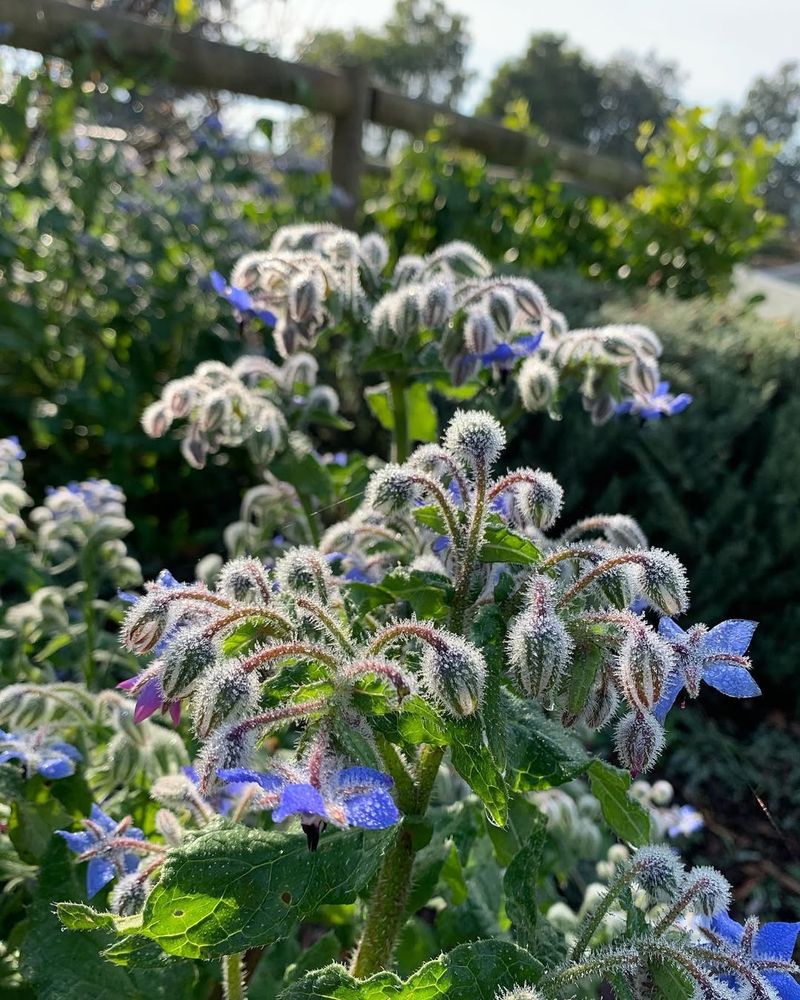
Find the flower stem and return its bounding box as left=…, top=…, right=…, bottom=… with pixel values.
left=389, top=373, right=409, bottom=464
left=450, top=463, right=487, bottom=634
left=222, top=952, right=246, bottom=1000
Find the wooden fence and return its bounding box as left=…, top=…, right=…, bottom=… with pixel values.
left=0, top=0, right=645, bottom=225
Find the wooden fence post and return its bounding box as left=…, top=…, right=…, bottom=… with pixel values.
left=330, top=64, right=370, bottom=230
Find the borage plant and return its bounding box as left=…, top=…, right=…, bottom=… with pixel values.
left=0, top=231, right=791, bottom=1000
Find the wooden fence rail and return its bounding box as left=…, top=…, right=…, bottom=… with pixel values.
left=0, top=0, right=645, bottom=225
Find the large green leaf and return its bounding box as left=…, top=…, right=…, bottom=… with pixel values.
left=479, top=524, right=540, bottom=565
left=278, top=939, right=543, bottom=999
left=139, top=822, right=392, bottom=959
left=587, top=760, right=652, bottom=846
left=503, top=810, right=548, bottom=953
left=449, top=716, right=508, bottom=827
left=650, top=959, right=696, bottom=1000
left=405, top=382, right=438, bottom=443
left=505, top=695, right=590, bottom=791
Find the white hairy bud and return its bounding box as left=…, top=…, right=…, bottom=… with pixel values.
left=443, top=410, right=506, bottom=470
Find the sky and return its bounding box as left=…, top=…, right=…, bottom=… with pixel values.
left=239, top=0, right=800, bottom=111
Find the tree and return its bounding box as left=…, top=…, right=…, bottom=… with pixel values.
left=478, top=33, right=680, bottom=161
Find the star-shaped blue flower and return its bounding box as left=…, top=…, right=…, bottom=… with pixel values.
left=57, top=805, right=143, bottom=898
left=653, top=617, right=760, bottom=723
left=616, top=381, right=693, bottom=420
left=0, top=729, right=82, bottom=779
left=217, top=764, right=399, bottom=849
left=210, top=271, right=277, bottom=326
left=700, top=913, right=800, bottom=998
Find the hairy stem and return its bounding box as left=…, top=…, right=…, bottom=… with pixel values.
left=450, top=463, right=487, bottom=633
left=389, top=373, right=409, bottom=464
left=222, top=952, right=246, bottom=1000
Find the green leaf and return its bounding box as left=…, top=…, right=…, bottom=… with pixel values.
left=650, top=959, right=696, bottom=1000
left=0, top=762, right=25, bottom=802
left=566, top=643, right=604, bottom=717
left=271, top=450, right=332, bottom=501
left=412, top=503, right=449, bottom=535
left=279, top=939, right=543, bottom=999
left=504, top=810, right=548, bottom=952
left=405, top=382, right=438, bottom=443
left=344, top=580, right=396, bottom=613
left=449, top=716, right=508, bottom=827
left=479, top=524, right=540, bottom=565
left=56, top=902, right=119, bottom=932
left=140, top=822, right=392, bottom=959
left=505, top=695, right=589, bottom=791
left=380, top=568, right=453, bottom=620
left=365, top=382, right=394, bottom=430
left=397, top=695, right=449, bottom=747
left=9, top=796, right=72, bottom=864
left=587, top=760, right=652, bottom=846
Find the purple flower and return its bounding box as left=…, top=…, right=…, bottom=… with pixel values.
left=667, top=804, right=704, bottom=838
left=653, top=617, right=760, bottom=723
left=117, top=667, right=182, bottom=726
left=210, top=271, right=276, bottom=327
left=0, top=729, right=81, bottom=779
left=57, top=805, right=143, bottom=898
left=616, top=381, right=693, bottom=420
left=217, top=764, right=399, bottom=850
left=473, top=332, right=543, bottom=367
left=700, top=913, right=800, bottom=998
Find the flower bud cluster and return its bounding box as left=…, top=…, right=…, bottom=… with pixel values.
left=142, top=353, right=339, bottom=470
left=0, top=437, right=31, bottom=548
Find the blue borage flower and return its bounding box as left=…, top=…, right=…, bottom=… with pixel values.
left=616, top=380, right=693, bottom=420
left=470, top=332, right=543, bottom=367
left=210, top=270, right=277, bottom=326
left=653, top=617, right=760, bottom=723
left=183, top=765, right=245, bottom=816
left=0, top=729, right=81, bottom=779
left=217, top=765, right=399, bottom=850
left=699, top=913, right=800, bottom=999
left=57, top=805, right=144, bottom=898
left=667, top=804, right=704, bottom=839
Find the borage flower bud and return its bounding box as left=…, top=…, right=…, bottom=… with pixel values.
left=141, top=401, right=173, bottom=438
left=463, top=309, right=496, bottom=355
left=192, top=662, right=260, bottom=739
left=614, top=711, right=665, bottom=775
left=631, top=845, right=683, bottom=898
left=110, top=873, right=150, bottom=917
left=615, top=627, right=674, bottom=713
left=496, top=988, right=545, bottom=1000
left=199, top=389, right=232, bottom=434
left=160, top=630, right=218, bottom=700
left=360, top=232, right=389, bottom=274
left=196, top=723, right=256, bottom=792
left=507, top=604, right=572, bottom=700
left=487, top=288, right=516, bottom=334
left=121, top=593, right=171, bottom=654
left=511, top=469, right=564, bottom=530
left=365, top=464, right=421, bottom=515
left=638, top=549, right=689, bottom=616
left=517, top=357, right=558, bottom=413
left=421, top=634, right=486, bottom=717
left=421, top=280, right=453, bottom=328
left=306, top=386, right=339, bottom=415
left=150, top=773, right=198, bottom=808
left=163, top=377, right=197, bottom=418
left=627, top=355, right=660, bottom=395
left=155, top=808, right=184, bottom=847
left=393, top=254, right=424, bottom=286
left=181, top=429, right=208, bottom=470
left=576, top=666, right=618, bottom=729
left=512, top=279, right=547, bottom=323
left=274, top=546, right=332, bottom=598
left=217, top=556, right=270, bottom=604
left=391, top=287, right=422, bottom=340
left=448, top=352, right=479, bottom=387
left=283, top=352, right=318, bottom=389
left=443, top=410, right=506, bottom=471
left=288, top=274, right=322, bottom=323
left=683, top=866, right=732, bottom=916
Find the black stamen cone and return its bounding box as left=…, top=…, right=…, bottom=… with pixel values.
left=302, top=822, right=321, bottom=852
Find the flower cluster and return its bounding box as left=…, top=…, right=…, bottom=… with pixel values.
left=0, top=727, right=81, bottom=779
left=0, top=436, right=30, bottom=548
left=141, top=354, right=341, bottom=470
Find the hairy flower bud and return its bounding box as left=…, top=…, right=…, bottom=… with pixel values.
left=577, top=667, right=619, bottom=729
left=448, top=352, right=479, bottom=387
left=496, top=988, right=545, bottom=1000
left=193, top=662, right=260, bottom=739
left=393, top=254, right=424, bottom=286
left=683, top=866, right=732, bottom=916
left=121, top=594, right=171, bottom=653
left=217, top=556, right=270, bottom=604
left=199, top=389, right=232, bottom=435
left=283, top=352, right=318, bottom=389
left=141, top=400, right=173, bottom=438
left=155, top=808, right=184, bottom=847
left=360, top=233, right=389, bottom=274
left=288, top=274, right=322, bottom=323
left=614, top=711, right=665, bottom=774
left=487, top=288, right=516, bottom=334
left=110, top=873, right=150, bottom=916
left=627, top=355, right=660, bottom=395
left=391, top=287, right=422, bottom=340
left=615, top=627, right=674, bottom=713
left=430, top=241, right=491, bottom=279
left=274, top=546, right=332, bottom=598
left=463, top=309, right=496, bottom=355
left=517, top=357, right=558, bottom=412
left=306, top=385, right=340, bottom=415
left=638, top=550, right=689, bottom=616
left=163, top=377, right=197, bottom=419
left=443, top=410, right=506, bottom=470
left=421, top=634, right=486, bottom=717
left=507, top=579, right=573, bottom=698
left=512, top=279, right=547, bottom=323
left=631, top=845, right=683, bottom=898
left=365, top=464, right=421, bottom=514
left=421, top=280, right=453, bottom=328
left=160, top=631, right=218, bottom=700
left=150, top=773, right=198, bottom=808
left=511, top=470, right=564, bottom=530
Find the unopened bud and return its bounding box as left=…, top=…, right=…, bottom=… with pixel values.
left=496, top=988, right=544, bottom=1000
left=160, top=631, right=218, bottom=700
left=421, top=280, right=453, bottom=328
left=463, top=309, right=496, bottom=355
left=141, top=401, right=173, bottom=438
left=627, top=355, right=660, bottom=395
left=360, top=233, right=389, bottom=274
left=193, top=662, right=260, bottom=739
left=181, top=429, right=208, bottom=470
left=110, top=873, right=150, bottom=916
left=421, top=634, right=486, bottom=717
left=614, top=711, right=665, bottom=774
left=393, top=254, right=424, bottom=286
left=306, top=385, right=339, bottom=415
left=391, top=287, right=422, bottom=340
left=155, top=808, right=184, bottom=847
left=615, top=627, right=674, bottom=713
left=443, top=410, right=506, bottom=470
left=289, top=274, right=321, bottom=323
left=683, top=866, right=732, bottom=916
left=487, top=288, right=516, bottom=334
left=217, top=556, right=270, bottom=604
left=121, top=594, right=170, bottom=654
left=432, top=241, right=491, bottom=278
left=274, top=546, right=331, bottom=598
left=638, top=550, right=689, bottom=616
left=448, top=353, right=479, bottom=387
left=283, top=352, right=318, bottom=389
left=507, top=578, right=572, bottom=698
left=510, top=469, right=564, bottom=530
left=631, top=845, right=683, bottom=898
left=512, top=279, right=547, bottom=323
left=365, top=464, right=421, bottom=514
left=517, top=356, right=558, bottom=412
left=578, top=666, right=619, bottom=729
left=199, top=389, right=232, bottom=434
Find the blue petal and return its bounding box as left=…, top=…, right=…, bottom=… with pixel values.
left=217, top=768, right=286, bottom=794
left=344, top=568, right=371, bottom=583
left=343, top=789, right=399, bottom=829
left=333, top=767, right=394, bottom=794
left=615, top=400, right=634, bottom=415
left=703, top=664, right=761, bottom=698
left=90, top=804, right=117, bottom=834
left=652, top=670, right=686, bottom=724
left=708, top=913, right=744, bottom=946
left=479, top=342, right=516, bottom=364
left=49, top=741, right=82, bottom=761
left=668, top=393, right=693, bottom=414
left=432, top=535, right=450, bottom=554
left=118, top=590, right=139, bottom=604
left=254, top=307, right=277, bottom=326
left=514, top=332, right=544, bottom=355
left=37, top=756, right=75, bottom=779
left=228, top=286, right=253, bottom=312
left=273, top=784, right=327, bottom=823
left=86, top=856, right=116, bottom=898
left=658, top=617, right=687, bottom=642
left=123, top=853, right=141, bottom=875
left=156, top=569, right=180, bottom=589
left=57, top=830, right=94, bottom=854
left=764, top=972, right=800, bottom=999
left=0, top=749, right=22, bottom=764
left=183, top=765, right=200, bottom=784
left=210, top=271, right=227, bottom=294
left=654, top=381, right=670, bottom=397
left=127, top=826, right=144, bottom=842
left=754, top=922, right=800, bottom=962
left=703, top=619, right=758, bottom=657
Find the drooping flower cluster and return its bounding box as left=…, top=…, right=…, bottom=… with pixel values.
left=211, top=225, right=688, bottom=425
left=141, top=354, right=341, bottom=470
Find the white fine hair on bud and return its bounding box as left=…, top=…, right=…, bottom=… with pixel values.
left=614, top=711, right=665, bottom=774
left=631, top=845, right=684, bottom=899
left=517, top=356, right=558, bottom=412
left=421, top=279, right=454, bottom=328
left=110, top=873, right=150, bottom=917
left=614, top=627, right=674, bottom=713
left=421, top=632, right=486, bottom=717
left=150, top=773, right=198, bottom=808
left=684, top=865, right=732, bottom=916
left=407, top=444, right=452, bottom=479
left=463, top=308, right=496, bottom=355
left=443, top=409, right=506, bottom=471
left=486, top=288, right=516, bottom=334
left=359, top=232, right=390, bottom=274
left=160, top=630, right=218, bottom=700
left=510, top=469, right=564, bottom=531
left=365, top=464, right=421, bottom=514
left=274, top=546, right=332, bottom=599
left=638, top=549, right=689, bottom=616
left=155, top=808, right=184, bottom=847
left=121, top=592, right=171, bottom=654
left=217, top=556, right=270, bottom=604
left=507, top=578, right=572, bottom=699
left=495, top=986, right=545, bottom=1000
left=192, top=661, right=261, bottom=739
left=578, top=667, right=619, bottom=730
left=141, top=400, right=173, bottom=438
left=393, top=254, right=425, bottom=286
